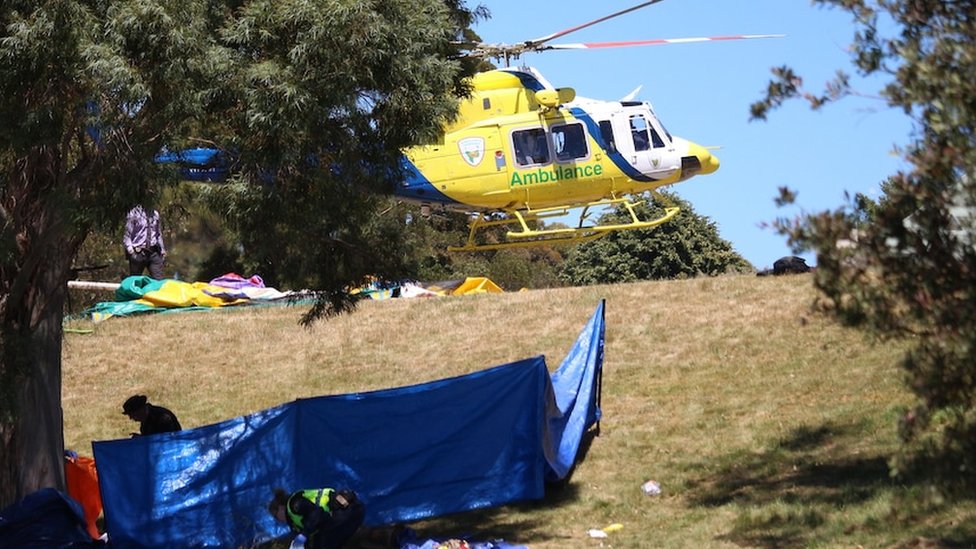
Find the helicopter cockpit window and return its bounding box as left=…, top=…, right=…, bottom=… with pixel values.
left=598, top=120, right=617, bottom=153
left=653, top=112, right=673, bottom=142
left=629, top=115, right=651, bottom=151
left=513, top=128, right=550, bottom=166
left=649, top=127, right=665, bottom=148
left=552, top=123, right=587, bottom=161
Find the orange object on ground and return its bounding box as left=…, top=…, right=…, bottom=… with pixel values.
left=64, top=454, right=102, bottom=539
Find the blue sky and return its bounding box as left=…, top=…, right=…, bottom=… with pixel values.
left=471, top=0, right=913, bottom=269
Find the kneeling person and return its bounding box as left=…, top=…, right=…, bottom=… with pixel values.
left=268, top=487, right=365, bottom=549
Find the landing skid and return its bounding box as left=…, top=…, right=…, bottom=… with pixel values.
left=448, top=192, right=679, bottom=252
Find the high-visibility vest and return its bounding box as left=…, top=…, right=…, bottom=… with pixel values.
left=286, top=488, right=335, bottom=531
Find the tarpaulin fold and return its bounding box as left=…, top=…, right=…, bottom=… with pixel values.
left=93, top=301, right=605, bottom=549
left=0, top=488, right=105, bottom=549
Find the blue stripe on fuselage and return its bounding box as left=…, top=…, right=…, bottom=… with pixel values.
left=395, top=157, right=463, bottom=206
left=569, top=107, right=655, bottom=183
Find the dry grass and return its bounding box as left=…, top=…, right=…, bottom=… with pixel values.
left=61, top=274, right=976, bottom=548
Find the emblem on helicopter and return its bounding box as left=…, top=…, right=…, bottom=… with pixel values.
left=458, top=137, right=486, bottom=167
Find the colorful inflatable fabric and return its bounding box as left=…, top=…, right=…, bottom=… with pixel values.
left=85, top=276, right=257, bottom=322
left=356, top=277, right=504, bottom=300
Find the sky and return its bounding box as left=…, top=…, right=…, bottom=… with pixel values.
left=471, top=0, right=913, bottom=269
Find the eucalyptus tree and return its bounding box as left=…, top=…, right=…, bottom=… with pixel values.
left=752, top=0, right=976, bottom=493
left=0, top=0, right=478, bottom=506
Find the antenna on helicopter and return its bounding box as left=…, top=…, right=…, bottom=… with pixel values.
left=620, top=85, right=643, bottom=102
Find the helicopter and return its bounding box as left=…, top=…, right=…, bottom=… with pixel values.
left=395, top=0, right=782, bottom=251
left=159, top=1, right=781, bottom=252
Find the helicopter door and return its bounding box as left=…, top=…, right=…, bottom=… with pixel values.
left=612, top=112, right=677, bottom=179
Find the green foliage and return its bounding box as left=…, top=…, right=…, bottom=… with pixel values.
left=485, top=247, right=564, bottom=291
left=0, top=0, right=246, bottom=501
left=755, top=0, right=976, bottom=494
left=369, top=204, right=567, bottom=290
left=558, top=191, right=752, bottom=285
left=163, top=184, right=243, bottom=282
left=196, top=0, right=480, bottom=320
left=0, top=0, right=221, bottom=445
left=405, top=209, right=481, bottom=282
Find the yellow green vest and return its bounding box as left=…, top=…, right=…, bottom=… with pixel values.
left=286, top=488, right=335, bottom=530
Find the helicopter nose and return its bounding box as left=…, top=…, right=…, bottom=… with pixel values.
left=684, top=141, right=720, bottom=176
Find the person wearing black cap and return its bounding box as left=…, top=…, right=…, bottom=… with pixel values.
left=122, top=394, right=182, bottom=436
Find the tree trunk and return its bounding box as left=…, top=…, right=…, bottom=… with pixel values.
left=0, top=243, right=73, bottom=509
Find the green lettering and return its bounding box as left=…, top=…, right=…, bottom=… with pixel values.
left=509, top=163, right=605, bottom=188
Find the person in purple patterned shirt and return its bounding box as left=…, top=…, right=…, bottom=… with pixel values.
left=123, top=204, right=167, bottom=279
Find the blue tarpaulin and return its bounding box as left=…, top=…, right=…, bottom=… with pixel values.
left=0, top=488, right=105, bottom=549
left=93, top=301, right=605, bottom=549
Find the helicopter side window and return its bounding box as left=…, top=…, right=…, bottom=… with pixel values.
left=598, top=120, right=617, bottom=153
left=512, top=128, right=550, bottom=166
left=629, top=115, right=651, bottom=151
left=552, top=123, right=587, bottom=161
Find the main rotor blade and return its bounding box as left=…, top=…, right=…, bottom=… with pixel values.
left=526, top=0, right=666, bottom=47
left=538, top=33, right=786, bottom=51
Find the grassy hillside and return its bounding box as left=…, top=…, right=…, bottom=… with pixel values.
left=61, top=274, right=976, bottom=548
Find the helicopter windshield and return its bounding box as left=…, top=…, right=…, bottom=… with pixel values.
left=651, top=110, right=673, bottom=143
left=659, top=122, right=672, bottom=143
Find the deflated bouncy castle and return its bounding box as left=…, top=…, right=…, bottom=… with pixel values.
left=91, top=301, right=606, bottom=549
left=82, top=274, right=294, bottom=322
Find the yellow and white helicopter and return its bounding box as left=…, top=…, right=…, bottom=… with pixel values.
left=395, top=0, right=782, bottom=251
